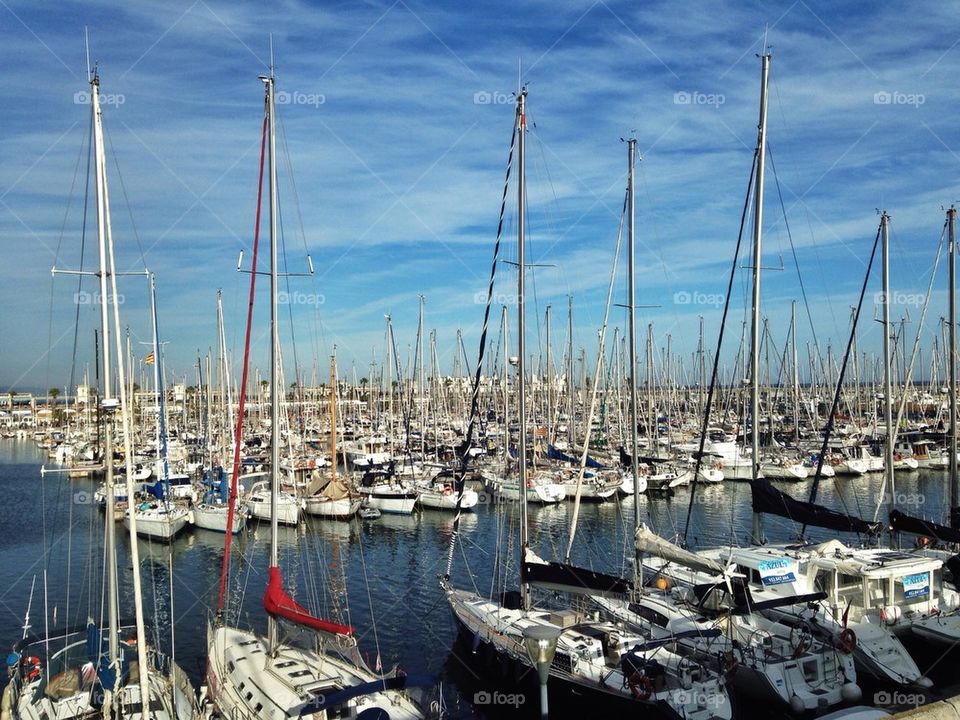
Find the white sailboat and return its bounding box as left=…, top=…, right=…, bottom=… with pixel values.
left=204, top=69, right=425, bottom=720
left=443, top=90, right=730, bottom=720
left=5, top=64, right=197, bottom=720
left=123, top=273, right=191, bottom=541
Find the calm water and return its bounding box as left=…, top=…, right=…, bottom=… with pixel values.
left=0, top=439, right=954, bottom=717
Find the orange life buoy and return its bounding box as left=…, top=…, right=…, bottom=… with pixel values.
left=309, top=459, right=316, bottom=468
left=442, top=486, right=453, bottom=497
left=837, top=628, right=856, bottom=654
left=628, top=672, right=653, bottom=700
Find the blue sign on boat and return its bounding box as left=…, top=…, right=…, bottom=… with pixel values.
left=758, top=558, right=797, bottom=586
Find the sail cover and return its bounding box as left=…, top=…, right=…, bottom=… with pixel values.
left=547, top=444, right=606, bottom=469
left=635, top=524, right=726, bottom=576
left=521, top=548, right=631, bottom=598
left=890, top=509, right=960, bottom=544
left=263, top=566, right=354, bottom=636
left=751, top=480, right=882, bottom=535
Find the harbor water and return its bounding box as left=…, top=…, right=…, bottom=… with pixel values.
left=1, top=438, right=956, bottom=718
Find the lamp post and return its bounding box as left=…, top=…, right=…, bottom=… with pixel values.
left=523, top=624, right=560, bottom=719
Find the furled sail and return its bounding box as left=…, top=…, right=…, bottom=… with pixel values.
left=263, top=566, right=354, bottom=636
left=751, top=480, right=882, bottom=535
left=635, top=523, right=726, bottom=576
left=521, top=548, right=631, bottom=598
left=890, top=509, right=960, bottom=543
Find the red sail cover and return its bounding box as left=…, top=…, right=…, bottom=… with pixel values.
left=263, top=566, right=354, bottom=636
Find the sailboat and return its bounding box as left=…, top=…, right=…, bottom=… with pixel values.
left=304, top=355, right=362, bottom=519
left=442, top=88, right=731, bottom=720
left=124, top=273, right=191, bottom=541
left=5, top=64, right=198, bottom=720
left=193, top=291, right=249, bottom=534
left=204, top=69, right=425, bottom=720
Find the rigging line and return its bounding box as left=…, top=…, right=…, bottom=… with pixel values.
left=217, top=109, right=268, bottom=616
left=104, top=126, right=148, bottom=271
left=276, top=184, right=305, bottom=449
left=71, top=151, right=95, bottom=410
left=444, top=118, right=518, bottom=579
left=803, top=221, right=883, bottom=533
left=768, top=144, right=830, bottom=382
left=51, top=112, right=91, bottom=403
left=564, top=186, right=629, bottom=562
left=681, top=142, right=759, bottom=545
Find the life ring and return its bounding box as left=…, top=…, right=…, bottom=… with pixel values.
left=916, top=535, right=932, bottom=549
left=309, top=459, right=316, bottom=468
left=442, top=486, right=453, bottom=497
left=837, top=628, right=856, bottom=654
left=627, top=672, right=653, bottom=700
left=526, top=476, right=535, bottom=489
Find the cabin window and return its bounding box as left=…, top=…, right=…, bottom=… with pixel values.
left=226, top=661, right=234, bottom=673
left=629, top=603, right=669, bottom=627
left=838, top=573, right=860, bottom=589
left=866, top=578, right=886, bottom=605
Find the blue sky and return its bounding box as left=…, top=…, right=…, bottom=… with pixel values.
left=1, top=0, right=958, bottom=394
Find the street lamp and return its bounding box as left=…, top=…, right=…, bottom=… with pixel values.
left=523, top=623, right=561, bottom=719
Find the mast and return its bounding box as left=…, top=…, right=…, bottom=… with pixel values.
left=516, top=87, right=530, bottom=611
left=545, top=305, right=552, bottom=440
left=627, top=137, right=642, bottom=578
left=950, top=207, right=958, bottom=518
left=750, top=51, right=771, bottom=545
left=93, top=69, right=152, bottom=715
left=418, top=294, right=425, bottom=460
left=331, top=354, right=338, bottom=485
left=265, top=70, right=280, bottom=655
left=792, top=300, right=800, bottom=445
left=882, top=212, right=896, bottom=528
left=567, top=295, right=574, bottom=446
left=91, top=70, right=120, bottom=674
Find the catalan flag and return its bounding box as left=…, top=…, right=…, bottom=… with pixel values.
left=145, top=351, right=155, bottom=365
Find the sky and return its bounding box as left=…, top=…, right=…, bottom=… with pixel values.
left=1, top=0, right=959, bottom=395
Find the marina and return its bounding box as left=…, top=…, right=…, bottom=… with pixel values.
left=2, top=4, right=960, bottom=719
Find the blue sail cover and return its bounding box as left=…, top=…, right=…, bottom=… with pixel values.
left=146, top=480, right=165, bottom=500
left=546, top=444, right=606, bottom=468
left=85, top=622, right=100, bottom=663
left=201, top=467, right=229, bottom=503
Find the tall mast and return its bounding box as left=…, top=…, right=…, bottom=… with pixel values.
left=882, top=212, right=896, bottom=527
left=331, top=354, right=338, bottom=485
left=516, top=87, right=530, bottom=611
left=91, top=71, right=120, bottom=673
left=949, top=207, right=958, bottom=517
left=627, top=138, right=642, bottom=572
left=567, top=295, right=574, bottom=446
left=750, top=51, right=771, bottom=545
left=545, top=305, right=552, bottom=440
left=418, top=294, right=425, bottom=460
left=265, top=70, right=280, bottom=655
left=792, top=300, right=800, bottom=445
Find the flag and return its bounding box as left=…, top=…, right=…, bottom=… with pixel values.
left=145, top=351, right=155, bottom=365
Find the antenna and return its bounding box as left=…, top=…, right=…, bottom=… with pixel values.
left=517, top=57, right=521, bottom=96
left=269, top=34, right=275, bottom=77
left=84, top=27, right=91, bottom=81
